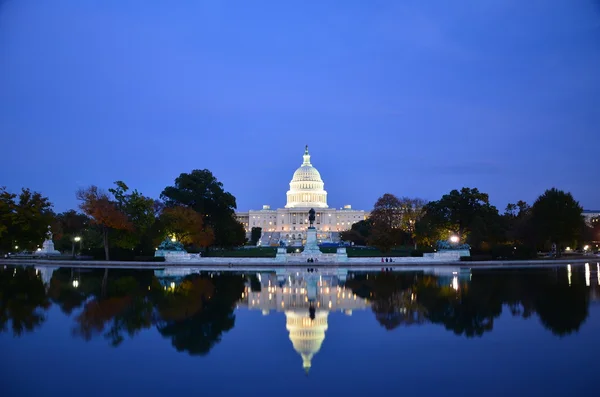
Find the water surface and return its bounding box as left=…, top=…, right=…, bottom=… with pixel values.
left=1, top=264, right=599, bottom=397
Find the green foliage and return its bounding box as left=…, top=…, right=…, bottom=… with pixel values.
left=0, top=187, right=54, bottom=251
left=109, top=181, right=158, bottom=250
left=415, top=187, right=502, bottom=250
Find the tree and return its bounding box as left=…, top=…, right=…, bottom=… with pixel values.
left=340, top=219, right=372, bottom=246
left=160, top=169, right=241, bottom=247
left=250, top=227, right=262, bottom=245
left=53, top=210, right=90, bottom=254
left=0, top=187, right=54, bottom=251
left=398, top=197, right=426, bottom=248
left=0, top=187, right=16, bottom=243
left=108, top=181, right=157, bottom=250
left=530, top=188, right=585, bottom=253
left=368, top=194, right=408, bottom=252
left=415, top=188, right=502, bottom=249
left=77, top=186, right=133, bottom=260
left=160, top=206, right=215, bottom=248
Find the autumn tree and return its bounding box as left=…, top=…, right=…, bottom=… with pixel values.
left=77, top=186, right=132, bottom=260
left=368, top=194, right=408, bottom=252
left=530, top=188, right=585, bottom=253
left=160, top=206, right=215, bottom=248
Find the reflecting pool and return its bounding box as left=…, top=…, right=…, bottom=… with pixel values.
left=1, top=264, right=600, bottom=396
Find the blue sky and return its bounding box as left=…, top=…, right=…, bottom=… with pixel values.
left=1, top=0, right=599, bottom=212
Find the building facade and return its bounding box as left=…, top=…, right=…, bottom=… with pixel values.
left=236, top=146, right=368, bottom=246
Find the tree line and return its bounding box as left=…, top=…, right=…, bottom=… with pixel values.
left=341, top=187, right=598, bottom=258
left=0, top=169, right=246, bottom=260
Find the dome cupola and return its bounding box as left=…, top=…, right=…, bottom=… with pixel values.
left=286, top=146, right=328, bottom=208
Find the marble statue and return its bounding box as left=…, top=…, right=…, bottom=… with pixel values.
left=37, top=225, right=61, bottom=256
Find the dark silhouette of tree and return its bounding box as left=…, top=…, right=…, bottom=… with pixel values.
left=530, top=188, right=585, bottom=253
left=368, top=194, right=409, bottom=252
left=250, top=227, right=262, bottom=245
left=415, top=187, right=502, bottom=250
left=160, top=169, right=244, bottom=248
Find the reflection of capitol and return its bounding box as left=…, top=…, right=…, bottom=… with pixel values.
left=238, top=270, right=369, bottom=374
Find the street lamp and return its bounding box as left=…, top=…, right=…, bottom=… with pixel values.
left=72, top=236, right=81, bottom=259
left=449, top=235, right=460, bottom=244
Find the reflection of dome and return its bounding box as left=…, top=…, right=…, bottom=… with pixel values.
left=285, top=309, right=329, bottom=374
left=286, top=146, right=328, bottom=208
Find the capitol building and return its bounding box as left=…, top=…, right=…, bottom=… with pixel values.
left=236, top=146, right=368, bottom=246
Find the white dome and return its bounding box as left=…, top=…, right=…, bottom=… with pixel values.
left=286, top=146, right=328, bottom=208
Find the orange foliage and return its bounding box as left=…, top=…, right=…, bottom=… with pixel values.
left=157, top=278, right=215, bottom=322
left=75, top=296, right=132, bottom=339
left=161, top=206, right=214, bottom=247
left=77, top=186, right=132, bottom=231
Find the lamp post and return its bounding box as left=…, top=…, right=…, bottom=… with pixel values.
left=72, top=236, right=81, bottom=258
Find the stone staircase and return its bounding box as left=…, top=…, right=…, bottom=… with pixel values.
left=258, top=232, right=281, bottom=246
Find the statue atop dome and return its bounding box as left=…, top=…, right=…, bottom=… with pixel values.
left=302, top=145, right=311, bottom=166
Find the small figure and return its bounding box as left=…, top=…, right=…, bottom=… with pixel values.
left=308, top=208, right=316, bottom=227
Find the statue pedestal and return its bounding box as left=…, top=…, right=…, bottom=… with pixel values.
left=301, top=227, right=322, bottom=259
left=37, top=239, right=60, bottom=256
left=336, top=246, right=348, bottom=262
left=275, top=247, right=288, bottom=263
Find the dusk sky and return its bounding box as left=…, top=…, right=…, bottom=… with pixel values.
left=1, top=0, right=599, bottom=213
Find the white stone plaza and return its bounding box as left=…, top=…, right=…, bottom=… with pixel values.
left=235, top=146, right=368, bottom=246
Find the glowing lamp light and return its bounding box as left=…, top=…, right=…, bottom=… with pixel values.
left=171, top=237, right=176, bottom=242
left=449, top=235, right=460, bottom=244
left=72, top=280, right=79, bottom=288
left=583, top=245, right=590, bottom=251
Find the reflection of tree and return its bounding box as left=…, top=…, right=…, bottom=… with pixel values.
left=535, top=283, right=589, bottom=336
left=0, top=266, right=50, bottom=336
left=73, top=270, right=154, bottom=346
left=347, top=268, right=591, bottom=337
left=47, top=268, right=89, bottom=315
left=156, top=274, right=245, bottom=355
left=417, top=276, right=502, bottom=337
left=346, top=273, right=426, bottom=330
